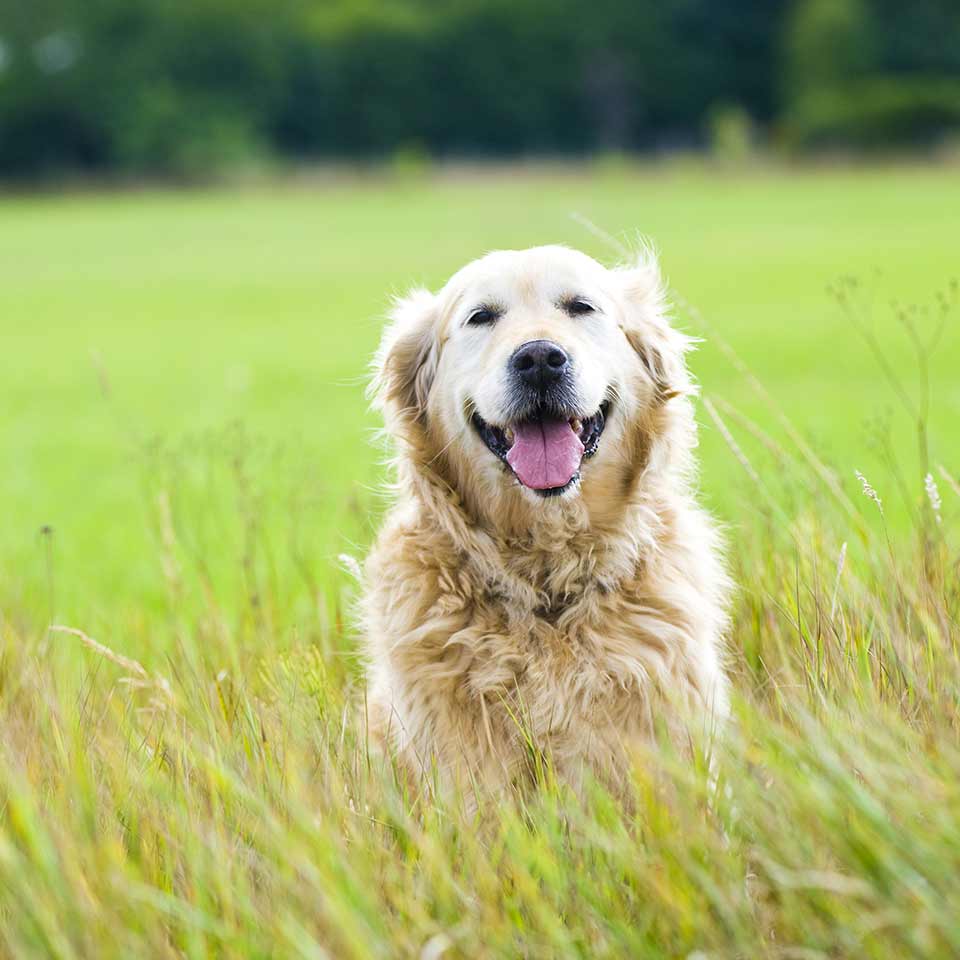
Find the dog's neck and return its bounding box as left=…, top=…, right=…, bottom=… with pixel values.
left=401, top=450, right=674, bottom=611
left=392, top=398, right=694, bottom=609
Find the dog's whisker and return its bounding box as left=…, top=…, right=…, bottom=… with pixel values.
left=425, top=419, right=472, bottom=467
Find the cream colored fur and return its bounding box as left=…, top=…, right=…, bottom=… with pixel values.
left=363, top=245, right=730, bottom=795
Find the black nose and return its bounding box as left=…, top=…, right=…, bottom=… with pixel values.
left=510, top=339, right=570, bottom=390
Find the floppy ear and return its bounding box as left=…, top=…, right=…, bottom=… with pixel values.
left=616, top=250, right=692, bottom=403
left=369, top=287, right=439, bottom=428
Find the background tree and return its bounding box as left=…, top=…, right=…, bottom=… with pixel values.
left=0, top=0, right=957, bottom=179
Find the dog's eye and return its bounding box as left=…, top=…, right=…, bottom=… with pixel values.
left=467, top=308, right=498, bottom=327
left=564, top=298, right=596, bottom=316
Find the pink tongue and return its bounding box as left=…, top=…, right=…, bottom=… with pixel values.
left=506, top=419, right=585, bottom=490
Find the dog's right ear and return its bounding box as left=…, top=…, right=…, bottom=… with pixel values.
left=369, top=288, right=439, bottom=429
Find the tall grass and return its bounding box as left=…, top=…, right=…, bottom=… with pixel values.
left=1, top=283, right=958, bottom=959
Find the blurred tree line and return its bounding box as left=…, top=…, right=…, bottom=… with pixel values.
left=0, top=0, right=958, bottom=178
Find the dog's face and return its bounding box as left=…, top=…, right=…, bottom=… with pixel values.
left=373, top=246, right=690, bottom=518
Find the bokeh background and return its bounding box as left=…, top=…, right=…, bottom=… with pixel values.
left=4, top=0, right=960, bottom=176
left=2, top=0, right=959, bottom=640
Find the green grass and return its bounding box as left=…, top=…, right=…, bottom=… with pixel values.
left=1, top=162, right=960, bottom=957
left=2, top=162, right=959, bottom=631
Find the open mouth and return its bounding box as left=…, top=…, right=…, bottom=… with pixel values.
left=471, top=400, right=611, bottom=496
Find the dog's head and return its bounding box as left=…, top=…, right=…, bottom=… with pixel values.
left=372, top=245, right=692, bottom=524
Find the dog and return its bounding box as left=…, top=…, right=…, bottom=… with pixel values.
left=362, top=245, right=729, bottom=795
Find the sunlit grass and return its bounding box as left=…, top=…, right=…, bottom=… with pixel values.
left=2, top=453, right=959, bottom=956
left=2, top=163, right=959, bottom=630
left=2, top=164, right=960, bottom=956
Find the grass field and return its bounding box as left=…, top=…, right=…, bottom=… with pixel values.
left=2, top=163, right=960, bottom=957
left=3, top=162, right=959, bottom=631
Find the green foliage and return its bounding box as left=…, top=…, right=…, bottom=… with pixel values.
left=706, top=102, right=755, bottom=163
left=6, top=0, right=959, bottom=176
left=780, top=0, right=960, bottom=151
left=0, top=0, right=297, bottom=177
left=782, top=0, right=878, bottom=99
left=784, top=76, right=960, bottom=151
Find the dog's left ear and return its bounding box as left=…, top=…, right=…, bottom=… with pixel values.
left=615, top=252, right=692, bottom=403
left=369, top=287, right=439, bottom=430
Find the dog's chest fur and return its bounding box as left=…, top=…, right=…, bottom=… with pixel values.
left=364, top=505, right=725, bottom=787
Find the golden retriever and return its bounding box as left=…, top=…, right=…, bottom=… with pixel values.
left=363, top=245, right=729, bottom=794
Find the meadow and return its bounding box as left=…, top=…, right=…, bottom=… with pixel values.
left=1, top=162, right=959, bottom=957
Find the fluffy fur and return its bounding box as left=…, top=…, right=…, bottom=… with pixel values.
left=362, top=245, right=730, bottom=795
